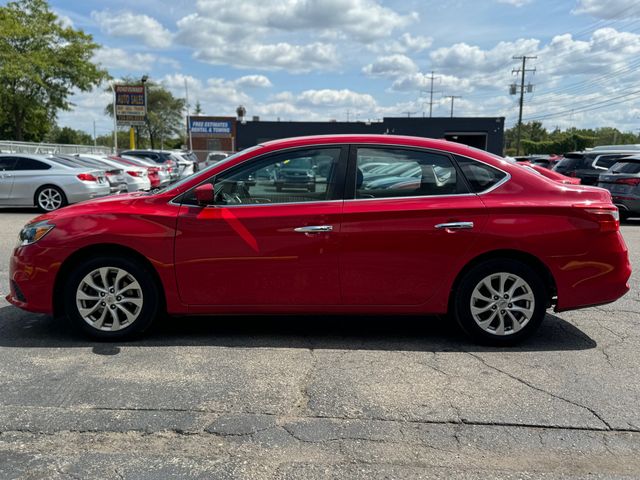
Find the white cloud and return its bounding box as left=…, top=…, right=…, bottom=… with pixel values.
left=235, top=75, right=273, bottom=89
left=297, top=89, right=378, bottom=109
left=573, top=0, right=640, bottom=19
left=175, top=0, right=417, bottom=71
left=496, top=0, right=532, bottom=6
left=190, top=0, right=416, bottom=43
left=93, top=47, right=157, bottom=72
left=390, top=73, right=472, bottom=94
left=91, top=10, right=173, bottom=48
left=363, top=55, right=419, bottom=78
left=193, top=41, right=339, bottom=73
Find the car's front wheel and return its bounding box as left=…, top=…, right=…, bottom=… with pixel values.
left=453, top=259, right=547, bottom=345
left=64, top=256, right=159, bottom=340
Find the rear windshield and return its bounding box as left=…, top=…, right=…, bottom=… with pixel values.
left=554, top=156, right=579, bottom=168
left=47, top=156, right=83, bottom=168
left=610, top=161, right=640, bottom=174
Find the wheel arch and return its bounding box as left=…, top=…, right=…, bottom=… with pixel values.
left=448, top=249, right=557, bottom=311
left=53, top=243, right=166, bottom=317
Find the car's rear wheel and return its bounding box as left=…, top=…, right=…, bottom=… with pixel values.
left=64, top=256, right=159, bottom=340
left=453, top=259, right=547, bottom=345
left=35, top=185, right=67, bottom=212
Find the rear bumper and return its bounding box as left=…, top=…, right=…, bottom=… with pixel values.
left=611, top=196, right=640, bottom=215
left=65, top=183, right=111, bottom=204
left=552, top=231, right=632, bottom=311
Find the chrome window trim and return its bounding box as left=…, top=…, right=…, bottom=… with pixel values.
left=169, top=141, right=511, bottom=206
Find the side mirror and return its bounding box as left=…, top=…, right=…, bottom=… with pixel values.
left=194, top=183, right=214, bottom=206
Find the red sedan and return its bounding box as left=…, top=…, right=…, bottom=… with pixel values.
left=7, top=135, right=631, bottom=344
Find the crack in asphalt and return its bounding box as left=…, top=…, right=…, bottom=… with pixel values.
left=466, top=352, right=614, bottom=431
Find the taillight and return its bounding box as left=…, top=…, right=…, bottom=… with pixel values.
left=148, top=167, right=160, bottom=174
left=77, top=173, right=97, bottom=182
left=575, top=205, right=620, bottom=232
left=127, top=170, right=143, bottom=177
left=615, top=178, right=640, bottom=186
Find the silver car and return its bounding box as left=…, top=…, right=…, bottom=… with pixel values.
left=0, top=154, right=110, bottom=212
left=120, top=155, right=171, bottom=187
left=78, top=154, right=151, bottom=192
left=52, top=154, right=128, bottom=194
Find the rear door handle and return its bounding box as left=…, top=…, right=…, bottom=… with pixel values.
left=435, top=222, right=474, bottom=230
left=294, top=225, right=333, bottom=234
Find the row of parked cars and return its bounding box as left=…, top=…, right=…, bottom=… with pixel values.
left=0, top=149, right=198, bottom=212
left=515, top=146, right=640, bottom=220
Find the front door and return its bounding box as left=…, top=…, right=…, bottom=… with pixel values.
left=339, top=146, right=488, bottom=305
left=174, top=146, right=348, bottom=306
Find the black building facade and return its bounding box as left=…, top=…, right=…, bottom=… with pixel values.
left=236, top=117, right=505, bottom=155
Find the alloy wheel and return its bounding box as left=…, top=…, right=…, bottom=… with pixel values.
left=38, top=188, right=63, bottom=211
left=75, top=267, right=144, bottom=331
left=469, top=272, right=535, bottom=336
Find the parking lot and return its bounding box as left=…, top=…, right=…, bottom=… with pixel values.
left=0, top=209, right=639, bottom=479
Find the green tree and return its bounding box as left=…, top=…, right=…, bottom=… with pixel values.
left=106, top=78, right=185, bottom=149
left=194, top=100, right=203, bottom=115
left=0, top=0, right=108, bottom=141
left=45, top=125, right=93, bottom=145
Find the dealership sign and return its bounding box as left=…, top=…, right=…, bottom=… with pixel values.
left=115, top=85, right=147, bottom=126
left=189, top=119, right=232, bottom=135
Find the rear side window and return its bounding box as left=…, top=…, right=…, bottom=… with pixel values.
left=610, top=161, right=640, bottom=174
left=14, top=157, right=51, bottom=170
left=594, top=155, right=626, bottom=170
left=355, top=148, right=467, bottom=199
left=455, top=156, right=507, bottom=193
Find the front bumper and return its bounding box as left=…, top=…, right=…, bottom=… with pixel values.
left=6, top=244, right=66, bottom=314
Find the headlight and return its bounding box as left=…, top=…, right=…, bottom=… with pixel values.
left=17, top=221, right=55, bottom=247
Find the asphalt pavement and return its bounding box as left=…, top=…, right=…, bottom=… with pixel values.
left=0, top=208, right=639, bottom=479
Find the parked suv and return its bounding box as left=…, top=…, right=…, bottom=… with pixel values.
left=553, top=150, right=637, bottom=185
left=597, top=156, right=640, bottom=220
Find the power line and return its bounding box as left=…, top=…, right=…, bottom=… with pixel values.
left=524, top=89, right=640, bottom=122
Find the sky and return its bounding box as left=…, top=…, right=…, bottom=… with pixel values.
left=42, top=0, right=640, bottom=138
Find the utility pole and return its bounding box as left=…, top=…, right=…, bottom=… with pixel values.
left=184, top=78, right=193, bottom=152
left=511, top=55, right=536, bottom=155
left=93, top=120, right=96, bottom=148
left=422, top=71, right=439, bottom=118
left=403, top=111, right=417, bottom=118
left=445, top=96, right=461, bottom=118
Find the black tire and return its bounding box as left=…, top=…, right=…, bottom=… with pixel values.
left=64, top=256, right=159, bottom=340
left=35, top=185, right=67, bottom=212
left=619, top=211, right=630, bottom=222
left=452, top=259, right=547, bottom=345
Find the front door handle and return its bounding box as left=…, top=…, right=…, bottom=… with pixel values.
left=435, top=222, right=474, bottom=230
left=294, top=225, right=333, bottom=234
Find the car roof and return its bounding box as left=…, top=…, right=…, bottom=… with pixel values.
left=257, top=134, right=491, bottom=158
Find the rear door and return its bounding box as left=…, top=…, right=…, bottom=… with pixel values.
left=339, top=146, right=490, bottom=306
left=0, top=156, right=17, bottom=200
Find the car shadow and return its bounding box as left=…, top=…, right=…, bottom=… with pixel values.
left=0, top=305, right=596, bottom=353
left=0, top=207, right=40, bottom=214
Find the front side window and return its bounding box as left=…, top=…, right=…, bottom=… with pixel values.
left=355, top=148, right=466, bottom=199
left=185, top=147, right=344, bottom=206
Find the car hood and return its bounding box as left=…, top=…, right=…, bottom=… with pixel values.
left=32, top=191, right=148, bottom=224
